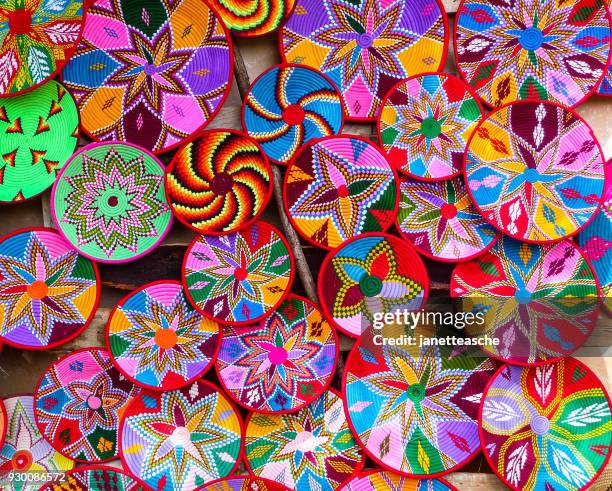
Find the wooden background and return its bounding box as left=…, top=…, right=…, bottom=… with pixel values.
left=1, top=2, right=611, bottom=488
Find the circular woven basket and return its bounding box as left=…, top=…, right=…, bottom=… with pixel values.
left=454, top=0, right=611, bottom=107
left=242, top=64, right=344, bottom=165
left=590, top=466, right=612, bottom=491
left=207, top=0, right=295, bottom=37
left=61, top=0, right=233, bottom=154
left=38, top=465, right=150, bottom=491
left=216, top=294, right=338, bottom=413
left=107, top=280, right=220, bottom=391
left=165, top=129, right=273, bottom=234
left=0, top=395, right=75, bottom=477
left=183, top=221, right=295, bottom=325
left=378, top=73, right=484, bottom=180
left=244, top=389, right=364, bottom=489
left=338, top=470, right=458, bottom=491
left=119, top=380, right=243, bottom=491
left=0, top=398, right=6, bottom=450
left=344, top=338, right=497, bottom=476
left=284, top=135, right=398, bottom=250
left=0, top=0, right=85, bottom=96
left=280, top=0, right=449, bottom=121
left=396, top=176, right=499, bottom=262
left=0, top=227, right=99, bottom=350
left=34, top=347, right=140, bottom=463
left=195, top=476, right=291, bottom=491
left=318, top=233, right=429, bottom=338
left=51, top=142, right=173, bottom=263
left=577, top=169, right=612, bottom=315
left=464, top=101, right=606, bottom=243
left=480, top=358, right=612, bottom=491
left=0, top=80, right=79, bottom=203
left=451, top=236, right=600, bottom=365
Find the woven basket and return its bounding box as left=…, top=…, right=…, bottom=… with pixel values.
left=195, top=476, right=291, bottom=491
left=51, top=142, right=172, bottom=263
left=166, top=129, right=273, bottom=234
left=0, top=228, right=99, bottom=350
left=338, top=470, right=458, bottom=491
left=280, top=0, right=448, bottom=120
left=284, top=135, right=399, bottom=250
left=0, top=395, right=75, bottom=474
left=61, top=0, right=233, bottom=153
left=0, top=81, right=79, bottom=203
left=244, top=389, right=364, bottom=489
left=107, top=280, right=220, bottom=391
left=318, top=233, right=429, bottom=338
left=464, top=101, right=606, bottom=243
left=242, top=64, right=344, bottom=165
left=216, top=294, right=338, bottom=413
left=0, top=398, right=6, bottom=450
left=207, top=0, right=295, bottom=37
left=451, top=236, right=601, bottom=365
left=38, top=465, right=150, bottom=491
left=455, top=0, right=611, bottom=107
left=183, top=221, right=295, bottom=325
left=480, top=359, right=612, bottom=491
left=120, top=380, right=243, bottom=490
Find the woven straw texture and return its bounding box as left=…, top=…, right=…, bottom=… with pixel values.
left=243, top=64, right=344, bottom=165
left=0, top=396, right=74, bottom=483
left=284, top=136, right=398, bottom=250
left=52, top=142, right=172, bottom=263
left=0, top=398, right=5, bottom=451
left=0, top=0, right=84, bottom=95
left=465, top=101, right=605, bottom=242
left=165, top=130, right=273, bottom=234
left=590, top=466, right=612, bottom=490
left=339, top=470, right=457, bottom=491
left=195, top=476, right=291, bottom=491
left=397, top=176, right=499, bottom=262
left=62, top=0, right=232, bottom=153
left=451, top=236, right=600, bottom=364
left=208, top=0, right=295, bottom=37
left=454, top=0, right=611, bottom=107
left=120, top=380, right=242, bottom=491
left=38, top=465, right=150, bottom=491
left=0, top=80, right=78, bottom=203
left=597, top=5, right=612, bottom=96
left=480, top=359, right=612, bottom=491
left=345, top=340, right=496, bottom=476
left=318, top=233, right=429, bottom=338
left=378, top=73, right=483, bottom=180
left=0, top=228, right=99, bottom=350
left=107, top=281, right=219, bottom=391
left=281, top=0, right=448, bottom=120
left=216, top=294, right=337, bottom=413
left=244, top=389, right=363, bottom=490
left=34, top=348, right=140, bottom=462
left=183, top=221, right=294, bottom=325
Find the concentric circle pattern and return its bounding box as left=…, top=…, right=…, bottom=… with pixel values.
left=339, top=471, right=457, bottom=491
left=455, top=0, right=611, bottom=107
left=379, top=73, right=484, bottom=180
left=165, top=130, right=272, bottom=234
left=38, top=466, right=150, bottom=491
left=0, top=81, right=79, bottom=203
left=397, top=176, right=499, bottom=261
left=107, top=281, right=220, bottom=391
left=284, top=136, right=398, bottom=250
left=34, top=348, right=139, bottom=462
left=183, top=221, right=294, bottom=325
left=120, top=380, right=242, bottom=491
left=62, top=0, right=233, bottom=153
left=465, top=101, right=605, bottom=242
left=451, top=236, right=600, bottom=364
left=0, top=396, right=74, bottom=482
left=216, top=294, right=337, bottom=413
left=0, top=0, right=84, bottom=95
left=244, top=390, right=363, bottom=490
left=208, top=0, right=295, bottom=37
left=243, top=64, right=344, bottom=165
left=480, top=359, right=612, bottom=491
left=318, top=233, right=429, bottom=338
left=52, top=142, right=172, bottom=263
left=0, top=228, right=99, bottom=350
left=345, top=341, right=496, bottom=476
left=281, top=0, right=448, bottom=120
left=195, top=476, right=291, bottom=491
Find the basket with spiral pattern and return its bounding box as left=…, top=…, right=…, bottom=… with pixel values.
left=195, top=477, right=291, bottom=491
left=338, top=470, right=458, bottom=490
left=207, top=0, right=295, bottom=37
